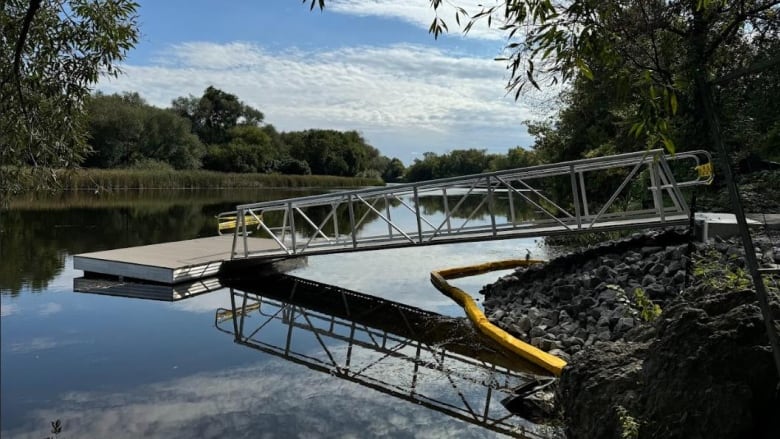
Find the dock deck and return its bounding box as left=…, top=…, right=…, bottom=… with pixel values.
left=73, top=235, right=279, bottom=284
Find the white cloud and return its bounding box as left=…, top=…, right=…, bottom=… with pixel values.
left=2, top=351, right=538, bottom=438
left=328, top=0, right=507, bottom=41
left=38, top=302, right=63, bottom=316
left=0, top=302, right=20, bottom=317
left=100, top=41, right=546, bottom=162
left=7, top=337, right=88, bottom=354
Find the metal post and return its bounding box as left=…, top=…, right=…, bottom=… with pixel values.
left=413, top=186, right=423, bottom=243
left=230, top=216, right=239, bottom=259
left=442, top=187, right=452, bottom=233
left=240, top=208, right=249, bottom=258
left=507, top=182, right=516, bottom=226
left=649, top=161, right=665, bottom=222
left=579, top=172, right=590, bottom=217
left=487, top=176, right=497, bottom=237
left=332, top=203, right=339, bottom=242
left=385, top=194, right=393, bottom=239
left=288, top=203, right=297, bottom=254
left=347, top=194, right=357, bottom=248
left=280, top=208, right=288, bottom=243
left=570, top=165, right=582, bottom=229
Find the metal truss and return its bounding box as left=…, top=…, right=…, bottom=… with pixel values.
left=215, top=277, right=557, bottom=438
left=223, top=149, right=713, bottom=259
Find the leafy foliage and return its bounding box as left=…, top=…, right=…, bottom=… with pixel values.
left=633, top=287, right=662, bottom=323
left=84, top=92, right=204, bottom=169
left=1, top=0, right=139, bottom=202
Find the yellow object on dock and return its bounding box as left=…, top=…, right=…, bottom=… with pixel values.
left=430, top=259, right=567, bottom=376
left=218, top=214, right=263, bottom=232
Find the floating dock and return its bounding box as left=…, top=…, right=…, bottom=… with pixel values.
left=73, top=235, right=281, bottom=284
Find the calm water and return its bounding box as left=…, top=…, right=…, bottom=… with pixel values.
left=1, top=189, right=556, bottom=438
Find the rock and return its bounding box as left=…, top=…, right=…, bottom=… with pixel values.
left=613, top=317, right=635, bottom=334
left=557, top=289, right=779, bottom=439
left=672, top=270, right=686, bottom=285
left=579, top=296, right=597, bottom=310
left=666, top=260, right=682, bottom=274
left=641, top=274, right=656, bottom=286
left=489, top=309, right=506, bottom=321
left=597, top=289, right=617, bottom=304
left=529, top=325, right=548, bottom=338
left=644, top=283, right=666, bottom=299
left=555, top=284, right=576, bottom=300
left=648, top=262, right=665, bottom=276
left=580, top=274, right=594, bottom=289
left=517, top=315, right=532, bottom=333
left=641, top=246, right=663, bottom=256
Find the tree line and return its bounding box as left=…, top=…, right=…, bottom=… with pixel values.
left=83, top=86, right=407, bottom=182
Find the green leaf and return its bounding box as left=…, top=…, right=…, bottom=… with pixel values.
left=661, top=135, right=676, bottom=154
left=575, top=58, right=594, bottom=80
left=670, top=92, right=678, bottom=115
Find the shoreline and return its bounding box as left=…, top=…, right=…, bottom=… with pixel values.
left=8, top=168, right=385, bottom=193
left=480, top=227, right=780, bottom=438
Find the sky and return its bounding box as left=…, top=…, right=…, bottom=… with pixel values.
left=98, top=0, right=558, bottom=163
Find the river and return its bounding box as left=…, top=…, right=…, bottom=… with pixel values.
left=1, top=188, right=559, bottom=438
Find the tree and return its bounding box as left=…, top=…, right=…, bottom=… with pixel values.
left=1, top=0, right=139, bottom=201
left=382, top=157, right=406, bottom=183
left=84, top=92, right=204, bottom=169
left=285, top=129, right=377, bottom=177
left=172, top=86, right=265, bottom=145
left=83, top=92, right=145, bottom=168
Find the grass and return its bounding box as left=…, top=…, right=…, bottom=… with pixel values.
left=16, top=168, right=384, bottom=192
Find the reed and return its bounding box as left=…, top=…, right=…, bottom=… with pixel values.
left=21, top=168, right=384, bottom=191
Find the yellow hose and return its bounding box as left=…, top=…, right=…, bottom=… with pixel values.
left=430, top=259, right=567, bottom=376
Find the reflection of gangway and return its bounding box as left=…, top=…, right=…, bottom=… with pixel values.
left=224, top=149, right=712, bottom=260
left=216, top=275, right=557, bottom=438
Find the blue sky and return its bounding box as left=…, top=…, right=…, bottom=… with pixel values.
left=99, top=0, right=556, bottom=163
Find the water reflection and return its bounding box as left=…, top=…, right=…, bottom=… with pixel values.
left=73, top=276, right=224, bottom=301
left=219, top=274, right=555, bottom=439
left=0, top=189, right=321, bottom=295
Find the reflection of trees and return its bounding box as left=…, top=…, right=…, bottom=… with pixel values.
left=417, top=193, right=539, bottom=222
left=0, top=210, right=65, bottom=295
left=0, top=189, right=327, bottom=296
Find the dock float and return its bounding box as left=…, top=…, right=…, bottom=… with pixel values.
left=73, top=235, right=281, bottom=284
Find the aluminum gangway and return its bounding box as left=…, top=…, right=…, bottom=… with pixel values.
left=222, top=149, right=713, bottom=260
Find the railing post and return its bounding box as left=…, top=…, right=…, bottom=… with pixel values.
left=288, top=202, right=297, bottom=254
left=442, top=187, right=452, bottom=233
left=578, top=172, right=590, bottom=218
left=385, top=194, right=393, bottom=239
left=230, top=213, right=239, bottom=260
left=347, top=194, right=357, bottom=248
left=487, top=176, right=497, bottom=237
left=570, top=165, right=582, bottom=229
left=240, top=207, right=249, bottom=258
left=648, top=159, right=665, bottom=222
left=507, top=182, right=516, bottom=226
left=413, top=186, right=423, bottom=243
left=332, top=203, right=339, bottom=242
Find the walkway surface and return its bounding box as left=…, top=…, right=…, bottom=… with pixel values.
left=73, top=236, right=278, bottom=283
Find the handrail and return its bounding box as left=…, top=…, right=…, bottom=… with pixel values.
left=224, top=149, right=714, bottom=260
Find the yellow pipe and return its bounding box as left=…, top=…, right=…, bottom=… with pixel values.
left=430, top=259, right=567, bottom=376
